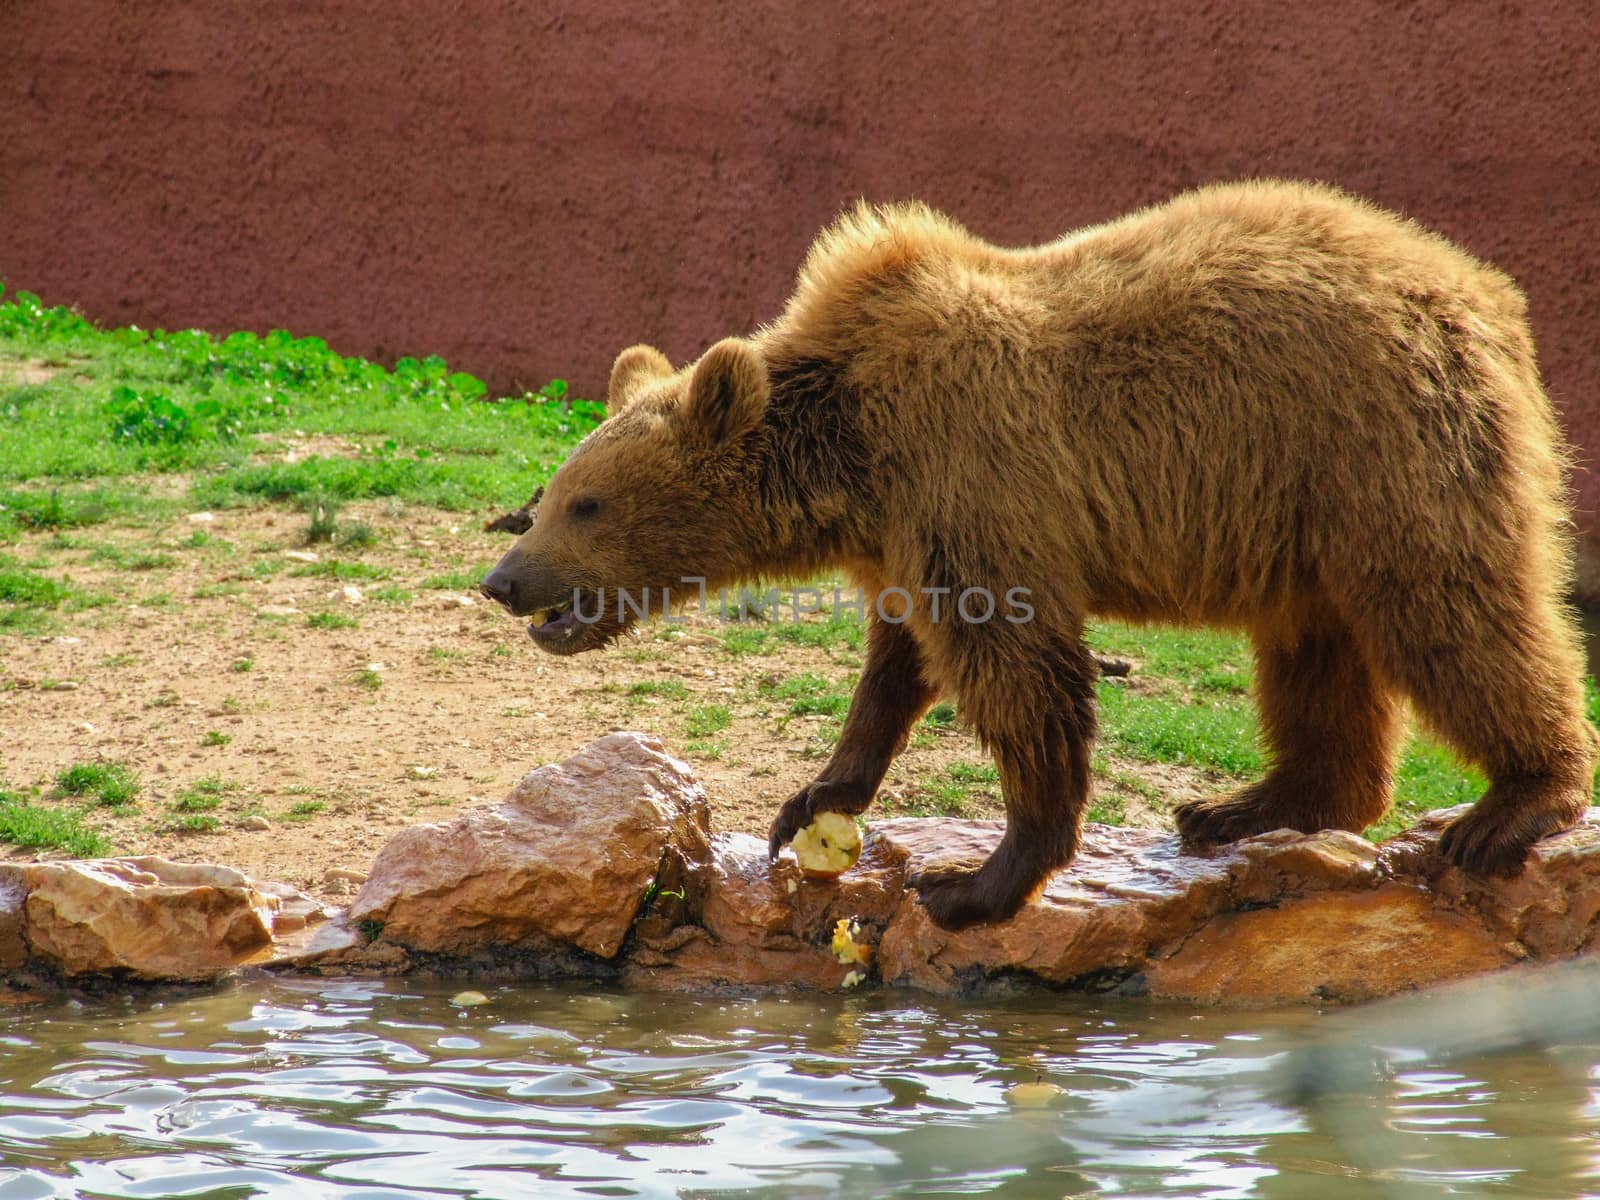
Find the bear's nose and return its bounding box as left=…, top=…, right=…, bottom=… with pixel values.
left=480, top=566, right=518, bottom=611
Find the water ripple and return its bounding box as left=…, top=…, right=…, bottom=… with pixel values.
left=0, top=979, right=1596, bottom=1198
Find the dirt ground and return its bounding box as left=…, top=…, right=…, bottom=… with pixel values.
left=0, top=496, right=1197, bottom=900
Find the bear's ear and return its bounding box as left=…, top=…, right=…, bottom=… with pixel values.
left=683, top=338, right=769, bottom=445
left=607, top=344, right=674, bottom=416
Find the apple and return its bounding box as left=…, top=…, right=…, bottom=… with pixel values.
left=791, top=811, right=863, bottom=878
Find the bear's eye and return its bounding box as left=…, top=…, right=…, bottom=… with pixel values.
left=572, top=497, right=603, bottom=519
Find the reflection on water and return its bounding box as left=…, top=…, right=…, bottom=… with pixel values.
left=0, top=978, right=1594, bottom=1199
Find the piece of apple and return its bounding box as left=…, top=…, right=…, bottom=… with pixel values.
left=1005, top=1081, right=1067, bottom=1108
left=791, top=811, right=863, bottom=878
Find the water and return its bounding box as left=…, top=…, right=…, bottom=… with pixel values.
left=0, top=978, right=1595, bottom=1199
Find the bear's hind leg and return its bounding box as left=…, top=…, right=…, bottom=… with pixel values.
left=1355, top=587, right=1595, bottom=876
left=912, top=639, right=1097, bottom=930
left=1175, top=616, right=1402, bottom=846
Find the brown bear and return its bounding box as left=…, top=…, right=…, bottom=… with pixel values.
left=482, top=180, right=1596, bottom=932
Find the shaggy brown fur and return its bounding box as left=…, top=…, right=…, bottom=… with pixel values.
left=483, top=180, right=1596, bottom=931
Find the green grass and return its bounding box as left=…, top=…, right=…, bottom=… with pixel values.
left=283, top=799, right=326, bottom=821
left=0, top=553, right=108, bottom=632
left=720, top=615, right=866, bottom=657
left=764, top=672, right=852, bottom=719
left=307, top=611, right=359, bottom=630
left=0, top=287, right=600, bottom=528
left=356, top=667, right=384, bottom=691
left=419, top=566, right=492, bottom=591
left=173, top=777, right=239, bottom=812
left=685, top=704, right=732, bottom=737
left=0, top=790, right=111, bottom=857
left=1088, top=621, right=1253, bottom=694
left=628, top=679, right=689, bottom=701
left=1095, top=683, right=1264, bottom=777
left=288, top=559, right=393, bottom=581
left=201, top=730, right=232, bottom=747
left=169, top=814, right=221, bottom=833
left=55, top=761, right=140, bottom=806
left=1084, top=619, right=1553, bottom=837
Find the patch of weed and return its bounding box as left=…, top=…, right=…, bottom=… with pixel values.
left=307, top=611, right=359, bottom=630
left=169, top=814, right=221, bottom=833
left=173, top=777, right=239, bottom=812
left=283, top=799, right=326, bottom=821
left=0, top=790, right=111, bottom=857
left=628, top=679, right=689, bottom=701
left=420, top=566, right=492, bottom=591
left=288, top=559, right=393, bottom=581
left=764, top=672, right=851, bottom=719
left=1095, top=683, right=1263, bottom=776
left=55, top=761, right=140, bottom=806
left=686, top=704, right=732, bottom=737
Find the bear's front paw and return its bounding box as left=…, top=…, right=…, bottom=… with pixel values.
left=908, top=864, right=1021, bottom=931
left=766, top=778, right=873, bottom=860
left=1174, top=788, right=1295, bottom=848
left=1438, top=809, right=1534, bottom=878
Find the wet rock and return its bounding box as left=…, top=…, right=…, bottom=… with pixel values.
left=16, top=858, right=321, bottom=982
left=349, top=732, right=712, bottom=959
left=1144, top=884, right=1513, bottom=1004
left=0, top=870, right=27, bottom=970
left=639, top=808, right=1600, bottom=1004
left=624, top=831, right=902, bottom=991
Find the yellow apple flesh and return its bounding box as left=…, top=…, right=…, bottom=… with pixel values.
left=791, top=811, right=863, bottom=878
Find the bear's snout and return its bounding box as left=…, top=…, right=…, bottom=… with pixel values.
left=479, top=564, right=520, bottom=612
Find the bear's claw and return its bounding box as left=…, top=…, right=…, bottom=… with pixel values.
left=1173, top=790, right=1300, bottom=848
left=767, top=778, right=875, bottom=860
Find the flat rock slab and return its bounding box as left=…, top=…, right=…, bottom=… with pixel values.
left=4, top=735, right=1598, bottom=1004
left=2, top=857, right=327, bottom=982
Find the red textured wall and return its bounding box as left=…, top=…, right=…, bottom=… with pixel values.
left=3, top=2, right=1598, bottom=566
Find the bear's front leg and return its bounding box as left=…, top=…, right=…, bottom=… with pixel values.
left=910, top=641, right=1098, bottom=930
left=768, top=618, right=938, bottom=858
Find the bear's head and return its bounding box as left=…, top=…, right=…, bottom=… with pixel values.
left=481, top=338, right=770, bottom=654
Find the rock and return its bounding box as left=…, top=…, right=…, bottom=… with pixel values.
left=283, top=550, right=320, bottom=563
left=17, top=858, right=307, bottom=981
left=625, top=831, right=895, bottom=992
left=340, top=584, right=364, bottom=604
left=349, top=732, right=712, bottom=959
left=6, top=737, right=1599, bottom=1005
left=185, top=511, right=215, bottom=524
left=239, top=815, right=271, bottom=831
left=257, top=604, right=299, bottom=617
left=1144, top=884, right=1513, bottom=1004
left=0, top=870, right=28, bottom=970
left=630, top=807, right=1600, bottom=1003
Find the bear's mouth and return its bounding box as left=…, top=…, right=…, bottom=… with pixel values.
left=525, top=589, right=606, bottom=652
